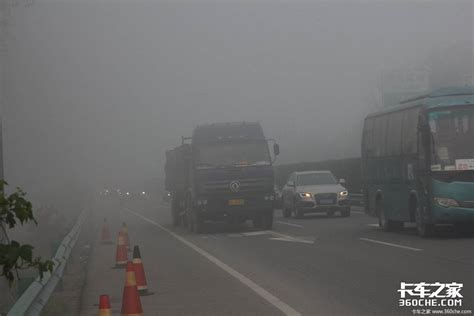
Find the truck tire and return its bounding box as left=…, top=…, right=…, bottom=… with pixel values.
left=171, top=198, right=181, bottom=226
left=341, top=207, right=350, bottom=217
left=294, top=207, right=304, bottom=219
left=191, top=210, right=205, bottom=234
left=262, top=211, right=273, bottom=230
left=253, top=215, right=263, bottom=229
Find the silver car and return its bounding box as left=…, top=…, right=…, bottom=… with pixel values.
left=281, top=171, right=350, bottom=218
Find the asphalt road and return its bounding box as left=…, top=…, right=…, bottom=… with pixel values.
left=80, top=198, right=474, bottom=316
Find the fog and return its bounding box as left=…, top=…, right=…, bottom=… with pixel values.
left=2, top=0, right=473, bottom=201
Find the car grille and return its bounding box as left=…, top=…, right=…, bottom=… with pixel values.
left=201, top=178, right=269, bottom=194
left=459, top=201, right=474, bottom=209
left=314, top=193, right=337, bottom=205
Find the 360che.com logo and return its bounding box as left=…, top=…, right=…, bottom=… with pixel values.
left=398, top=282, right=463, bottom=307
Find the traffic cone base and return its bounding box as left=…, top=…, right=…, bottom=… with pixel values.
left=121, top=262, right=143, bottom=316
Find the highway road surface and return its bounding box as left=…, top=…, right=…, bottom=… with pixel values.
left=80, top=198, right=474, bottom=316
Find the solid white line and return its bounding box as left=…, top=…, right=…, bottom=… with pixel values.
left=126, top=209, right=302, bottom=316
left=360, top=238, right=422, bottom=252
left=275, top=221, right=304, bottom=228
left=352, top=211, right=365, bottom=215
left=367, top=224, right=380, bottom=227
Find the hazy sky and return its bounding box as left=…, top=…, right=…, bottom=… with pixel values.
left=3, top=0, right=473, bottom=198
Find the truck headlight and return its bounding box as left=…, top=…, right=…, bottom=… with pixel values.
left=339, top=191, right=348, bottom=197
left=434, top=197, right=459, bottom=208
left=299, top=192, right=312, bottom=198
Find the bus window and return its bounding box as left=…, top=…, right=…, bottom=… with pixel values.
left=386, top=111, right=403, bottom=156
left=363, top=118, right=375, bottom=157
left=402, top=107, right=420, bottom=154
left=373, top=115, right=388, bottom=157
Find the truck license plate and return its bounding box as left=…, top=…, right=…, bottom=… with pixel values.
left=228, top=199, right=245, bottom=206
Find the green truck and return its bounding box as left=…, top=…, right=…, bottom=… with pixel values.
left=165, top=122, right=280, bottom=233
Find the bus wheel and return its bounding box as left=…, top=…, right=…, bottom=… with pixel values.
left=415, top=207, right=434, bottom=237
left=377, top=200, right=394, bottom=231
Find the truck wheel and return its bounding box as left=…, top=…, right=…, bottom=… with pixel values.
left=262, top=211, right=273, bottom=230
left=172, top=212, right=181, bottom=226
left=294, top=207, right=304, bottom=219
left=341, top=208, right=350, bottom=217
left=171, top=197, right=181, bottom=226
left=191, top=210, right=205, bottom=234
left=253, top=216, right=263, bottom=229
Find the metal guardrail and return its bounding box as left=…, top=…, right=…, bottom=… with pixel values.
left=7, top=209, right=88, bottom=316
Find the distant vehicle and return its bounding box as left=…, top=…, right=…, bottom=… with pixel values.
left=162, top=191, right=172, bottom=203
left=281, top=171, right=350, bottom=218
left=362, top=86, right=474, bottom=237
left=165, top=122, right=279, bottom=233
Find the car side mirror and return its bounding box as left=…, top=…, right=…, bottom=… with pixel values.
left=273, top=143, right=280, bottom=156
left=287, top=181, right=295, bottom=187
left=339, top=179, right=346, bottom=184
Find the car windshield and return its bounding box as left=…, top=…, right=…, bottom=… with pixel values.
left=196, top=141, right=271, bottom=168
left=297, top=173, right=337, bottom=185
left=429, top=106, right=474, bottom=171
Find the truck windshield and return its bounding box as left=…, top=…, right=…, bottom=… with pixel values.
left=297, top=173, right=337, bottom=185
left=429, top=106, right=474, bottom=171
left=196, top=141, right=271, bottom=168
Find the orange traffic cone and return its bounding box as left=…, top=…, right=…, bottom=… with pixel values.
left=132, top=246, right=149, bottom=295
left=100, top=218, right=112, bottom=244
left=98, top=294, right=112, bottom=316
left=115, top=232, right=128, bottom=268
left=121, top=261, right=143, bottom=316
left=121, top=222, right=131, bottom=252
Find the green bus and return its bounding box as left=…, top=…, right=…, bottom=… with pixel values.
left=362, top=86, right=474, bottom=236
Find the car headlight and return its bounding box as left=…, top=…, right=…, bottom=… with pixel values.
left=434, top=197, right=459, bottom=208
left=299, top=192, right=312, bottom=198
left=339, top=191, right=348, bottom=197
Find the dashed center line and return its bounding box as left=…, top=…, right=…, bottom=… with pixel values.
left=126, top=209, right=302, bottom=316
left=360, top=237, right=422, bottom=251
